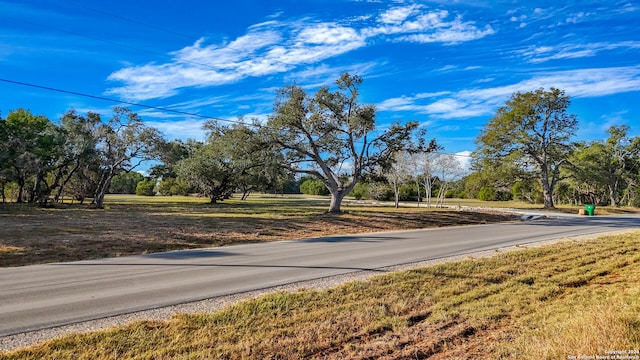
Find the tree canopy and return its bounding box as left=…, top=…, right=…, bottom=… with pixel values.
left=266, top=73, right=435, bottom=213
left=475, top=88, right=577, bottom=209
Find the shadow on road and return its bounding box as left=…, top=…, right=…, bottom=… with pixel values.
left=140, top=249, right=236, bottom=260
left=51, top=262, right=388, bottom=272
left=300, top=234, right=403, bottom=243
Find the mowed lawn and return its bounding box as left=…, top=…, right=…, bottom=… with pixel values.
left=2, top=231, right=640, bottom=359
left=0, top=194, right=521, bottom=267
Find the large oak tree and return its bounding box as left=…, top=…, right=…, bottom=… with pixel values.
left=266, top=73, right=434, bottom=213
left=475, top=88, right=577, bottom=209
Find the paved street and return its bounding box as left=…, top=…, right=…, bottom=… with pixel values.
left=1, top=213, right=638, bottom=336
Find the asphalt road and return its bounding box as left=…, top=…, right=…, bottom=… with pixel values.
left=1, top=213, right=638, bottom=337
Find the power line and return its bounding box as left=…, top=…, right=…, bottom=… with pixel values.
left=0, top=78, right=250, bottom=126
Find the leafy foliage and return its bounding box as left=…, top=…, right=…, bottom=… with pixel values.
left=565, top=125, right=640, bottom=206
left=2, top=109, right=65, bottom=204
left=299, top=178, right=330, bottom=195
left=135, top=178, right=156, bottom=196
left=475, top=88, right=577, bottom=208
left=109, top=172, right=144, bottom=194
left=91, top=107, right=163, bottom=208
left=175, top=121, right=281, bottom=203
left=266, top=73, right=435, bottom=212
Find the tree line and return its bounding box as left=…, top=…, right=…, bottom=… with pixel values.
left=1, top=74, right=638, bottom=212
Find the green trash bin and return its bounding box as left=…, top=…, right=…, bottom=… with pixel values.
left=584, top=204, right=595, bottom=216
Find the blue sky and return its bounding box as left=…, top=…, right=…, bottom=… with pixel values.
left=1, top=0, right=639, bottom=161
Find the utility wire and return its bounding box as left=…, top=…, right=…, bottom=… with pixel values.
left=0, top=78, right=249, bottom=126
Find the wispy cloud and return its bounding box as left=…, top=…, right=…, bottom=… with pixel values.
left=378, top=66, right=640, bottom=119
left=517, top=42, right=640, bottom=63
left=107, top=4, right=495, bottom=101
left=145, top=119, right=209, bottom=141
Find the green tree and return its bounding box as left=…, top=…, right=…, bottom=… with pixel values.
left=207, top=120, right=289, bottom=200
left=299, top=178, right=330, bottom=195
left=3, top=109, right=62, bottom=204
left=92, top=107, right=163, bottom=209
left=175, top=141, right=233, bottom=203
left=476, top=88, right=577, bottom=209
left=109, top=171, right=144, bottom=194
left=135, top=178, right=156, bottom=196
left=51, top=110, right=101, bottom=203
left=175, top=122, right=267, bottom=204
left=567, top=125, right=640, bottom=206
left=266, top=73, right=434, bottom=213
left=157, top=177, right=190, bottom=196
left=149, top=140, right=191, bottom=180
left=512, top=179, right=542, bottom=204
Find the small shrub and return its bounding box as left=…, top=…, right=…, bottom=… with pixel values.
left=300, top=179, right=329, bottom=196
left=478, top=186, right=497, bottom=201
left=136, top=179, right=156, bottom=196
left=350, top=182, right=368, bottom=200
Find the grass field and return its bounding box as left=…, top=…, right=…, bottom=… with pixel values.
left=2, top=230, right=639, bottom=359
left=0, top=194, right=522, bottom=267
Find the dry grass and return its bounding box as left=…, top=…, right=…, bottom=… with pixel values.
left=3, top=231, right=640, bottom=359
left=0, top=194, right=518, bottom=267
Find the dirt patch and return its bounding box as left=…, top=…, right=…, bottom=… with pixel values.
left=0, top=200, right=518, bottom=267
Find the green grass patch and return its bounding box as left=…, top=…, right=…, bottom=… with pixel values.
left=3, top=231, right=640, bottom=359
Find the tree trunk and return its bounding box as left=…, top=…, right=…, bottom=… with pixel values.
left=608, top=182, right=618, bottom=207
left=328, top=190, right=347, bottom=213
left=539, top=160, right=555, bottom=209
left=540, top=178, right=554, bottom=209
left=423, top=179, right=432, bottom=208
left=16, top=176, right=25, bottom=203
left=54, top=163, right=81, bottom=203
left=94, top=171, right=114, bottom=209
left=393, top=179, right=399, bottom=208
left=94, top=188, right=108, bottom=208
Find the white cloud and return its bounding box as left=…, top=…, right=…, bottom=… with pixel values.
left=368, top=8, right=495, bottom=45
left=296, top=24, right=364, bottom=46
left=107, top=4, right=495, bottom=101
left=378, top=66, right=640, bottom=119
left=145, top=119, right=208, bottom=141
left=518, top=42, right=640, bottom=63
left=613, top=3, right=639, bottom=14
left=454, top=150, right=472, bottom=172
left=379, top=5, right=420, bottom=24
left=437, top=65, right=457, bottom=71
